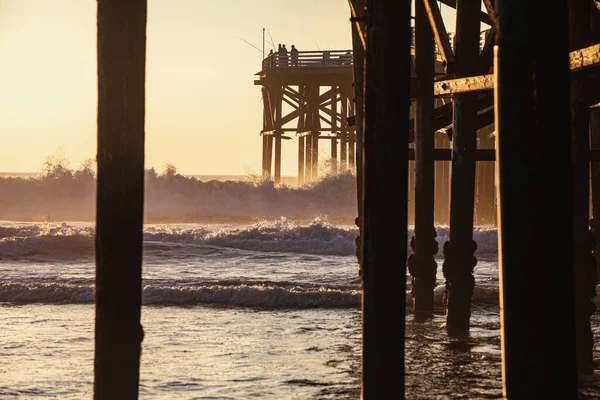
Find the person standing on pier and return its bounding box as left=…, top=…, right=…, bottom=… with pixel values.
left=281, top=44, right=288, bottom=67
left=267, top=49, right=274, bottom=68
left=276, top=44, right=282, bottom=67
left=290, top=45, right=299, bottom=66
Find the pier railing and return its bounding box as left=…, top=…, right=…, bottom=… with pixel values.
left=262, top=50, right=353, bottom=70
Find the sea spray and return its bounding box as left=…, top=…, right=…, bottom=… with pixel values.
left=0, top=219, right=500, bottom=259
left=0, top=161, right=358, bottom=222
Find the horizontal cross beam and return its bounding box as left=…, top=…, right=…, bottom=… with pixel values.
left=431, top=43, right=600, bottom=97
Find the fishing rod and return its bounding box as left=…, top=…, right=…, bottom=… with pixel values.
left=239, top=37, right=264, bottom=55
left=267, top=29, right=276, bottom=51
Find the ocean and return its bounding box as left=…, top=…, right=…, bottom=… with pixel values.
left=0, top=169, right=599, bottom=399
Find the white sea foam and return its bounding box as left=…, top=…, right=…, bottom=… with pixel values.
left=0, top=281, right=504, bottom=307
left=0, top=219, right=500, bottom=259
left=0, top=282, right=361, bottom=308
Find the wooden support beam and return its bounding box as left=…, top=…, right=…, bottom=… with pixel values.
left=443, top=0, right=480, bottom=338
left=435, top=74, right=494, bottom=96
left=591, top=108, right=600, bottom=300
left=434, top=134, right=451, bottom=225
left=437, top=0, right=492, bottom=26
left=361, top=0, right=410, bottom=397
left=410, top=0, right=438, bottom=320
left=481, top=0, right=498, bottom=27
left=298, top=136, right=305, bottom=185
left=475, top=130, right=496, bottom=225
left=349, top=0, right=366, bottom=272
left=429, top=43, right=600, bottom=97
left=282, top=96, right=298, bottom=110
left=478, top=27, right=496, bottom=74
left=569, top=43, right=600, bottom=72
left=423, top=0, right=456, bottom=74
left=348, top=0, right=366, bottom=50
left=331, top=138, right=338, bottom=174
left=95, top=1, right=146, bottom=398
left=569, top=0, right=596, bottom=375
left=409, top=93, right=494, bottom=141
left=496, top=0, right=578, bottom=396
left=305, top=130, right=312, bottom=182
left=266, top=136, right=273, bottom=179
left=408, top=148, right=495, bottom=161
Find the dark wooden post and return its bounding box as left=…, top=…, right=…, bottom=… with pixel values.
left=331, top=138, right=338, bottom=174
left=475, top=128, right=495, bottom=225
left=262, top=136, right=268, bottom=178
left=311, top=85, right=320, bottom=180
left=312, top=134, right=320, bottom=180
left=347, top=85, right=356, bottom=169
left=361, top=0, right=411, bottom=397
left=297, top=86, right=306, bottom=186
left=298, top=136, right=305, bottom=185
left=442, top=0, right=480, bottom=337
left=261, top=86, right=271, bottom=179
left=266, top=136, right=273, bottom=180
left=434, top=132, right=451, bottom=225
left=305, top=133, right=312, bottom=183
left=591, top=106, right=600, bottom=278
left=408, top=0, right=438, bottom=319
left=496, top=0, right=578, bottom=396
left=340, top=90, right=349, bottom=171
left=274, top=88, right=283, bottom=184
left=95, top=1, right=146, bottom=398
left=569, top=0, right=596, bottom=375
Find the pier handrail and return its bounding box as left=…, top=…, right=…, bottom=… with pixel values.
left=262, top=50, right=354, bottom=70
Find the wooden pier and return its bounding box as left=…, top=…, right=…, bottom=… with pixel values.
left=351, top=0, right=600, bottom=397
left=254, top=50, right=356, bottom=184
left=72, top=0, right=600, bottom=398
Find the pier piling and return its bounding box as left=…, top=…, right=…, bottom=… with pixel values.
left=496, top=0, right=579, bottom=395
left=361, top=0, right=411, bottom=397
left=569, top=0, right=597, bottom=374
left=95, top=0, right=147, bottom=398
left=442, top=0, right=481, bottom=337
left=410, top=0, right=438, bottom=319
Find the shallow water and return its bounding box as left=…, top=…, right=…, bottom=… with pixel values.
left=0, top=219, right=598, bottom=398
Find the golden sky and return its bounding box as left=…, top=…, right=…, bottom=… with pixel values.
left=0, top=0, right=355, bottom=175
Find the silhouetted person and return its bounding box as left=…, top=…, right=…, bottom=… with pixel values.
left=281, top=44, right=288, bottom=67
left=267, top=49, right=274, bottom=68
left=290, top=45, right=299, bottom=66
left=276, top=44, right=282, bottom=67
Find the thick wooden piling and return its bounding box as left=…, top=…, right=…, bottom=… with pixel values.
left=311, top=85, right=320, bottom=180
left=311, top=134, right=319, bottom=180
left=409, top=0, right=438, bottom=319
left=361, top=0, right=411, bottom=397
left=305, top=133, right=312, bottom=183
left=95, top=0, right=146, bottom=398
left=298, top=136, right=305, bottom=186
left=442, top=0, right=480, bottom=337
left=274, top=135, right=282, bottom=184
left=434, top=132, right=450, bottom=225
left=569, top=0, right=597, bottom=375
left=591, top=106, right=600, bottom=277
left=331, top=138, right=338, bottom=175
left=266, top=136, right=273, bottom=180
left=496, top=0, right=578, bottom=396
left=475, top=128, right=495, bottom=225
left=274, top=88, right=283, bottom=184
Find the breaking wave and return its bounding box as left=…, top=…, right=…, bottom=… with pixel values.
left=0, top=220, right=499, bottom=259
left=0, top=281, right=505, bottom=308
left=0, top=219, right=500, bottom=260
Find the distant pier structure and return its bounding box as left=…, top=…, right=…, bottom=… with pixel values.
left=254, top=50, right=355, bottom=185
